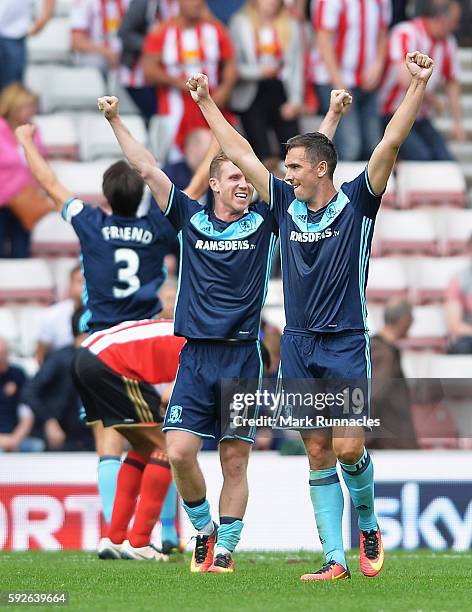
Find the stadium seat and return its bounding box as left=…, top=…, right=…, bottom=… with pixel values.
left=34, top=113, right=78, bottom=159
left=78, top=113, right=147, bottom=161
left=265, top=279, right=283, bottom=307
left=0, top=307, right=20, bottom=352
left=375, top=210, right=439, bottom=255
left=149, top=116, right=175, bottom=165
left=366, top=258, right=408, bottom=301
left=401, top=305, right=448, bottom=351
left=396, top=162, right=467, bottom=208
left=49, top=159, right=118, bottom=205
left=412, top=256, right=469, bottom=303
left=427, top=354, right=472, bottom=379
left=27, top=17, right=71, bottom=64
left=366, top=303, right=384, bottom=335
left=441, top=209, right=472, bottom=255
left=31, top=212, right=80, bottom=257
left=16, top=306, right=47, bottom=357
left=262, top=305, right=285, bottom=332
left=50, top=257, right=80, bottom=300
left=333, top=162, right=396, bottom=207
left=0, top=259, right=54, bottom=304
left=25, top=65, right=106, bottom=113
left=401, top=350, right=433, bottom=378
left=410, top=403, right=458, bottom=449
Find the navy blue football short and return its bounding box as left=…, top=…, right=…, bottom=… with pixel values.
left=277, top=330, right=371, bottom=427
left=163, top=340, right=263, bottom=443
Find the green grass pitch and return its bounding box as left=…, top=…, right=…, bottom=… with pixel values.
left=1, top=550, right=471, bottom=612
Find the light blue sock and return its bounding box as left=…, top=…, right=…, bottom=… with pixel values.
left=339, top=448, right=377, bottom=532
left=97, top=455, right=121, bottom=524
left=182, top=498, right=213, bottom=532
left=160, top=481, right=178, bottom=544
left=309, top=466, right=346, bottom=567
left=216, top=518, right=244, bottom=553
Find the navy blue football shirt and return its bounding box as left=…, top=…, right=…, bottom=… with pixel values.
left=164, top=186, right=277, bottom=340
left=62, top=198, right=175, bottom=331
left=270, top=168, right=383, bottom=333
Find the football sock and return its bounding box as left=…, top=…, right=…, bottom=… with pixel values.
left=309, top=466, right=346, bottom=567
left=160, top=480, right=178, bottom=545
left=215, top=516, right=243, bottom=554
left=182, top=497, right=214, bottom=534
left=97, top=454, right=121, bottom=524
left=129, top=452, right=172, bottom=548
left=107, top=451, right=146, bottom=544
left=339, top=448, right=377, bottom=532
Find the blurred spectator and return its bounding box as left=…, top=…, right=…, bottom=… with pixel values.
left=391, top=0, right=414, bottom=26
left=207, top=0, right=245, bottom=23
left=22, top=309, right=94, bottom=452
left=310, top=0, right=390, bottom=160
left=142, top=0, right=237, bottom=160
left=36, top=264, right=84, bottom=365
left=0, top=83, right=52, bottom=258
left=379, top=0, right=464, bottom=160
left=369, top=298, right=418, bottom=449
left=118, top=0, right=161, bottom=123
left=445, top=235, right=472, bottom=354
left=70, top=0, right=130, bottom=74
left=229, top=0, right=303, bottom=164
left=0, top=338, right=45, bottom=452
left=163, top=127, right=213, bottom=203
left=0, top=0, right=55, bottom=90
left=260, top=318, right=281, bottom=377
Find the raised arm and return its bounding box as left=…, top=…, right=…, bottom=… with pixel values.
left=15, top=125, right=71, bottom=210
left=368, top=52, right=434, bottom=196
left=97, top=96, right=172, bottom=211
left=187, top=73, right=271, bottom=202
left=317, top=89, right=353, bottom=140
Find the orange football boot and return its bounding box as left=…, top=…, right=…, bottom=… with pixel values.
left=301, top=560, right=351, bottom=581
left=360, top=527, right=385, bottom=577
left=190, top=528, right=217, bottom=573
left=208, top=553, right=234, bottom=573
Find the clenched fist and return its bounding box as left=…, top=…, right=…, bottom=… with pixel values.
left=97, top=95, right=120, bottom=120
left=329, top=89, right=353, bottom=117
left=15, top=123, right=36, bottom=145
left=406, top=51, right=434, bottom=83
left=187, top=73, right=210, bottom=104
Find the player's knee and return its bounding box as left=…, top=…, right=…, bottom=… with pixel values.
left=167, top=445, right=197, bottom=471
left=334, top=440, right=364, bottom=465
left=220, top=443, right=249, bottom=482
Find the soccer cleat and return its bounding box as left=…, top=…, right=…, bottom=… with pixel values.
left=190, top=525, right=217, bottom=573
left=360, top=527, right=385, bottom=577
left=300, top=560, right=351, bottom=581
left=97, top=537, right=123, bottom=560
left=208, top=553, right=234, bottom=573
left=161, top=538, right=185, bottom=556
left=120, top=540, right=169, bottom=561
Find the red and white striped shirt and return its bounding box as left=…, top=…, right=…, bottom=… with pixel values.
left=82, top=319, right=185, bottom=384
left=310, top=0, right=391, bottom=87
left=379, top=17, right=459, bottom=116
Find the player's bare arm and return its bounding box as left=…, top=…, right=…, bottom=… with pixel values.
left=15, top=124, right=72, bottom=210
left=183, top=135, right=220, bottom=201
left=187, top=73, right=271, bottom=203
left=368, top=52, right=434, bottom=196
left=318, top=89, right=353, bottom=141
left=97, top=96, right=172, bottom=211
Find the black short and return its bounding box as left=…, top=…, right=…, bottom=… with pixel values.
left=72, top=348, right=163, bottom=428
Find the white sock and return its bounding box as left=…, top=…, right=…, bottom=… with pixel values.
left=215, top=544, right=231, bottom=557
left=197, top=520, right=214, bottom=536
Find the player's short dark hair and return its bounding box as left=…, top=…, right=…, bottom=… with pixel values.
left=209, top=151, right=231, bottom=179
left=102, top=160, right=144, bottom=217
left=285, top=132, right=338, bottom=179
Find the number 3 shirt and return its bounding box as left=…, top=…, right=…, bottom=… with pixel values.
left=62, top=197, right=175, bottom=332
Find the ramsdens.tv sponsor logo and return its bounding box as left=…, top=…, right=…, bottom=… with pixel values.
left=195, top=239, right=252, bottom=251
left=290, top=228, right=336, bottom=243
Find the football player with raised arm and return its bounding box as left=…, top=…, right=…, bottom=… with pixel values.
left=188, top=51, right=434, bottom=580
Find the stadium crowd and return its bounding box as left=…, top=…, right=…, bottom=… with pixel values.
left=0, top=0, right=470, bottom=454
